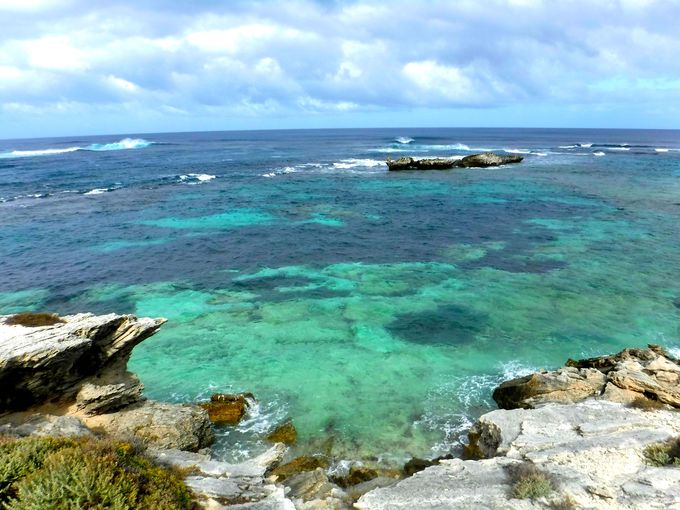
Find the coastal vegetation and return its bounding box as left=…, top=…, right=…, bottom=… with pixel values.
left=643, top=437, right=680, bottom=467
left=0, top=435, right=191, bottom=510
left=507, top=463, right=555, bottom=500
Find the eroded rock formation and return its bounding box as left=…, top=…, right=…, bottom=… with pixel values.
left=493, top=344, right=680, bottom=409
left=386, top=152, right=523, bottom=171
left=0, top=312, right=213, bottom=452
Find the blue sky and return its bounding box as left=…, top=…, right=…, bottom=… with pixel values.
left=1, top=0, right=679, bottom=138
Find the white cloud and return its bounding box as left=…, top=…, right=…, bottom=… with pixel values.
left=402, top=61, right=477, bottom=104
left=0, top=0, right=679, bottom=135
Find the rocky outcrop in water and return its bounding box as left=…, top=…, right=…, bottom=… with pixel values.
left=0, top=312, right=214, bottom=451
left=493, top=344, right=680, bottom=409
left=386, top=152, right=523, bottom=171
left=357, top=347, right=680, bottom=509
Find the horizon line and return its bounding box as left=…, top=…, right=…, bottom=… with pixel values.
left=2, top=125, right=680, bottom=143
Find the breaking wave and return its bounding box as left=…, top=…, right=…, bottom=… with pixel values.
left=179, top=173, right=216, bottom=184
left=395, top=137, right=414, bottom=144
left=0, top=138, right=154, bottom=159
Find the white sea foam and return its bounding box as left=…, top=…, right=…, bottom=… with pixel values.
left=533, top=152, right=548, bottom=156
left=0, top=138, right=153, bottom=159
left=593, top=151, right=606, bottom=156
left=655, top=148, right=670, bottom=153
left=179, top=173, right=216, bottom=183
left=372, top=147, right=411, bottom=153
left=0, top=147, right=81, bottom=158
left=332, top=158, right=386, bottom=169
left=608, top=147, right=630, bottom=151
left=668, top=347, right=680, bottom=359
left=84, top=188, right=109, bottom=195
left=261, top=172, right=276, bottom=178
left=580, top=143, right=593, bottom=148
left=87, top=138, right=153, bottom=151
left=504, top=149, right=531, bottom=154
left=395, top=136, right=414, bottom=144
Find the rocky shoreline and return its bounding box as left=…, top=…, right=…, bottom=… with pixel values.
left=1, top=312, right=679, bottom=509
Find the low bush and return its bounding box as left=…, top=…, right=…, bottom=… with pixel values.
left=507, top=462, right=555, bottom=499
left=643, top=437, right=680, bottom=467
left=0, top=435, right=191, bottom=509
left=4, top=312, right=65, bottom=327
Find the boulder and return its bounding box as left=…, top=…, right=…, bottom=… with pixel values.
left=267, top=419, right=297, bottom=445
left=492, top=367, right=606, bottom=409
left=200, top=393, right=251, bottom=425
left=459, top=153, right=523, bottom=167
left=493, top=345, right=680, bottom=410
left=0, top=312, right=165, bottom=412
left=386, top=157, right=459, bottom=171
left=85, top=400, right=214, bottom=451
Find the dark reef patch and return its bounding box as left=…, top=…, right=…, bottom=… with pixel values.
left=386, top=304, right=487, bottom=345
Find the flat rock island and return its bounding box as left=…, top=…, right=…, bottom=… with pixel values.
left=386, top=152, right=524, bottom=171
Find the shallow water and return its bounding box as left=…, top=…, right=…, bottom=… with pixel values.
left=2, top=128, right=680, bottom=464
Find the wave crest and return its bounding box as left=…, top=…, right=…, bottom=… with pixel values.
left=0, top=138, right=154, bottom=159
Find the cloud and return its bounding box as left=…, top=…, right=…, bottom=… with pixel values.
left=0, top=0, right=680, bottom=136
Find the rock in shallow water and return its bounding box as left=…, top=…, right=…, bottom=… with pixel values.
left=493, top=344, right=680, bottom=410
left=200, top=393, right=252, bottom=425
left=386, top=152, right=523, bottom=171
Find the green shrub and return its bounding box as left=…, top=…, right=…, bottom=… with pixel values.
left=643, top=437, right=680, bottom=467
left=0, top=435, right=191, bottom=509
left=507, top=462, right=555, bottom=499
left=4, top=312, right=65, bottom=327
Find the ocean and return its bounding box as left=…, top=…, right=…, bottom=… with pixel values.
left=2, top=127, right=680, bottom=465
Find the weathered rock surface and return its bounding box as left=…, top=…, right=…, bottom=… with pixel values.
left=0, top=312, right=164, bottom=412
left=459, top=152, right=524, bottom=167
left=493, top=344, right=680, bottom=409
left=267, top=419, right=298, bottom=445
left=85, top=400, right=214, bottom=451
left=359, top=400, right=680, bottom=509
left=200, top=393, right=252, bottom=425
left=386, top=152, right=523, bottom=171
left=0, top=413, right=92, bottom=438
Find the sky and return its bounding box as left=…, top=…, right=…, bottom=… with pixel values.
left=1, top=0, right=680, bottom=138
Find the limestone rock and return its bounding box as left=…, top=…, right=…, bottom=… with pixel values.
left=267, top=419, right=298, bottom=445
left=0, top=413, right=92, bottom=438
left=493, top=366, right=606, bottom=409
left=85, top=400, right=214, bottom=451
left=493, top=345, right=680, bottom=410
left=360, top=400, right=680, bottom=509
left=200, top=393, right=251, bottom=425
left=386, top=157, right=459, bottom=171
left=0, top=312, right=165, bottom=412
left=75, top=371, right=145, bottom=414
left=386, top=152, right=523, bottom=171
left=271, top=456, right=330, bottom=481
left=459, top=152, right=523, bottom=168
left=149, top=443, right=286, bottom=478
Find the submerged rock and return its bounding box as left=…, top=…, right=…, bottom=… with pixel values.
left=200, top=393, right=252, bottom=425
left=493, top=344, right=680, bottom=410
left=271, top=456, right=330, bottom=481
left=267, top=419, right=298, bottom=445
left=386, top=152, right=523, bottom=171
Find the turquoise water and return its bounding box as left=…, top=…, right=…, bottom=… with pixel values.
left=2, top=128, right=680, bottom=464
